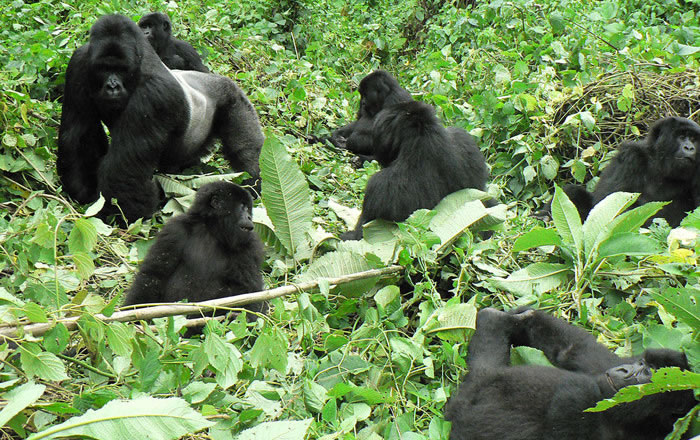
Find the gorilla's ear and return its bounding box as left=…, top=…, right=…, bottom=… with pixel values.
left=209, top=193, right=225, bottom=210
left=162, top=20, right=171, bottom=33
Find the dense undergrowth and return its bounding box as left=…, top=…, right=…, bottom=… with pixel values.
left=0, top=0, right=699, bottom=438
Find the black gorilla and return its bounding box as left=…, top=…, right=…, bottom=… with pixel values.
left=445, top=308, right=696, bottom=440
left=344, top=101, right=490, bottom=240
left=138, top=12, right=209, bottom=72
left=123, top=181, right=266, bottom=315
left=565, top=117, right=700, bottom=226
left=57, top=14, right=263, bottom=223
left=329, top=70, right=412, bottom=162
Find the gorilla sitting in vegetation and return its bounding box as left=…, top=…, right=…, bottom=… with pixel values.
left=564, top=116, right=700, bottom=226
left=138, top=12, right=208, bottom=72
left=445, top=308, right=696, bottom=440
left=343, top=100, right=491, bottom=240
left=329, top=70, right=412, bottom=163
left=123, top=182, right=266, bottom=317
left=57, top=14, right=263, bottom=223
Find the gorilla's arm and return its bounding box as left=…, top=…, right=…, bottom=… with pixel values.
left=592, top=142, right=649, bottom=204
left=510, top=308, right=622, bottom=373
left=468, top=309, right=519, bottom=370
left=173, top=40, right=208, bottom=72
left=57, top=46, right=109, bottom=204
left=123, top=219, right=188, bottom=306
left=344, top=117, right=376, bottom=156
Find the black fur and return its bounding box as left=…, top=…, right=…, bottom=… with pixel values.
left=138, top=12, right=208, bottom=72
left=445, top=308, right=696, bottom=440
left=123, top=181, right=266, bottom=315
left=569, top=117, right=700, bottom=226
left=344, top=101, right=490, bottom=239
left=56, top=14, right=263, bottom=223
left=329, top=70, right=412, bottom=162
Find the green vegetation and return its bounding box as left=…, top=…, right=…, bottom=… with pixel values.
left=0, top=0, right=699, bottom=438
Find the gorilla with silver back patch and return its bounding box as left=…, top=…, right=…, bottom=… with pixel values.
left=57, top=14, right=263, bottom=223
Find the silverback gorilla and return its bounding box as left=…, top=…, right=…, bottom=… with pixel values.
left=445, top=308, right=696, bottom=440
left=343, top=100, right=490, bottom=240
left=564, top=117, right=700, bottom=226
left=138, top=12, right=209, bottom=72
left=329, top=70, right=412, bottom=163
left=123, top=181, right=266, bottom=316
left=57, top=14, right=263, bottom=223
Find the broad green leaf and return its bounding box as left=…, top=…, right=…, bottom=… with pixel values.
left=651, top=287, right=700, bottom=330
left=420, top=302, right=477, bottom=342
left=597, top=233, right=662, bottom=258
left=303, top=380, right=328, bottom=414
left=586, top=368, right=700, bottom=412
left=27, top=397, right=214, bottom=440
left=203, top=334, right=242, bottom=390
left=105, top=322, right=133, bottom=358
left=430, top=188, right=505, bottom=251
left=0, top=382, right=45, bottom=427
left=236, top=419, right=312, bottom=440
left=84, top=195, right=105, bottom=217
left=489, top=263, right=570, bottom=297
left=296, top=250, right=381, bottom=297
left=250, top=328, right=288, bottom=373
left=605, top=201, right=666, bottom=236
left=512, top=227, right=562, bottom=252
left=582, top=191, right=638, bottom=254
left=68, top=218, right=98, bottom=254
left=23, top=303, right=48, bottom=323
left=71, top=251, right=95, bottom=280
left=260, top=133, right=313, bottom=257
left=20, top=343, right=69, bottom=381
left=550, top=186, right=583, bottom=254
left=182, top=382, right=217, bottom=405
left=252, top=206, right=289, bottom=256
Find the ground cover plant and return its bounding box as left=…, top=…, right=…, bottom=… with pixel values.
left=0, top=0, right=699, bottom=438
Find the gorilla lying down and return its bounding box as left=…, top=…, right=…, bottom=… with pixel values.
left=57, top=14, right=263, bottom=223
left=445, top=308, right=696, bottom=440
left=562, top=116, right=700, bottom=226
left=123, top=181, right=266, bottom=317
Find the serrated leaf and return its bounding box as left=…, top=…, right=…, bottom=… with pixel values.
left=651, top=287, right=700, bottom=329
left=597, top=233, right=662, bottom=258
left=295, top=251, right=381, bottom=297
left=250, top=328, right=288, bottom=373
left=71, top=252, right=95, bottom=280
left=252, top=206, right=289, bottom=256
left=68, top=218, right=98, bottom=254
left=489, top=263, right=570, bottom=297
left=586, top=368, right=700, bottom=412
left=0, top=382, right=45, bottom=427
left=260, top=134, right=313, bottom=258
left=84, top=195, right=105, bottom=217
left=105, top=322, right=133, bottom=358
left=27, top=396, right=214, bottom=440
left=20, top=344, right=68, bottom=381
left=422, top=302, right=477, bottom=342
left=203, top=334, right=242, bottom=390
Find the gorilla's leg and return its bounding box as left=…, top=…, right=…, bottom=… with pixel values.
left=509, top=308, right=621, bottom=373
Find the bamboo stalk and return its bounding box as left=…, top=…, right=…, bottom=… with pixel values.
left=0, top=265, right=403, bottom=340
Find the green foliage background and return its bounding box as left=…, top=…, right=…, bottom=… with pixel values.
left=0, top=0, right=699, bottom=438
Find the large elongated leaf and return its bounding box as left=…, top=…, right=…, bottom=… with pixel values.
left=597, top=232, right=663, bottom=258
left=651, top=287, right=700, bottom=329
left=512, top=227, right=563, bottom=252
left=582, top=192, right=638, bottom=254
left=28, top=397, right=214, bottom=440
left=0, top=382, right=45, bottom=427
left=296, top=251, right=382, bottom=297
left=237, top=419, right=313, bottom=440
left=489, top=263, right=570, bottom=297
left=550, top=186, right=583, bottom=255
left=260, top=134, right=313, bottom=257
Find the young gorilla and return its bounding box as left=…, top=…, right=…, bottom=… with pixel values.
left=138, top=12, right=209, bottom=72
left=57, top=14, right=263, bottom=223
left=445, top=308, right=696, bottom=440
left=564, top=117, right=700, bottom=226
left=343, top=101, right=490, bottom=240
left=329, top=70, right=412, bottom=163
left=123, top=182, right=266, bottom=316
